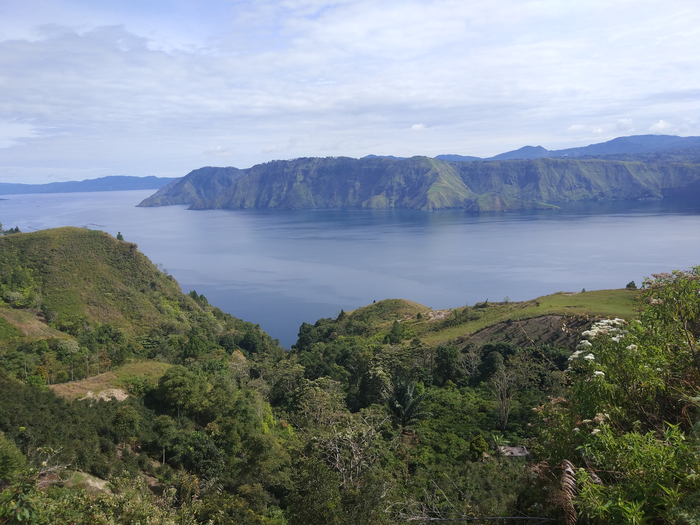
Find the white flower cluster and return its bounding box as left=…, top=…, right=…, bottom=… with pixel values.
left=569, top=318, right=628, bottom=364
left=581, top=318, right=627, bottom=340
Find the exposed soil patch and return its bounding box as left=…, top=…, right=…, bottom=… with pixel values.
left=427, top=309, right=451, bottom=321
left=50, top=371, right=125, bottom=401
left=456, top=315, right=594, bottom=349
left=83, top=388, right=129, bottom=402
left=0, top=306, right=69, bottom=339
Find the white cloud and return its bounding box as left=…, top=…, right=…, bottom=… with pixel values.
left=202, top=146, right=235, bottom=158
left=0, top=0, right=699, bottom=181
left=0, top=121, right=39, bottom=148
left=615, top=118, right=634, bottom=131
left=649, top=120, right=674, bottom=133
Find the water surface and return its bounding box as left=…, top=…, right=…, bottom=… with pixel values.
left=2, top=191, right=700, bottom=347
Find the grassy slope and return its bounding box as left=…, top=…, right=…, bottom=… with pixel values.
left=343, top=289, right=639, bottom=346
left=0, top=227, right=197, bottom=335
left=50, top=360, right=172, bottom=400
left=0, top=306, right=69, bottom=340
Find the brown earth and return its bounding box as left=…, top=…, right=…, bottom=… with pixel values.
left=455, top=315, right=594, bottom=349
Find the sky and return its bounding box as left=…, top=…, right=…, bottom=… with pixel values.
left=0, top=0, right=698, bottom=184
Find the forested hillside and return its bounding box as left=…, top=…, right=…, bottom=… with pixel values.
left=137, top=156, right=700, bottom=212
left=1, top=228, right=699, bottom=524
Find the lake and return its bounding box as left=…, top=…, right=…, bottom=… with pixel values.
left=2, top=191, right=700, bottom=347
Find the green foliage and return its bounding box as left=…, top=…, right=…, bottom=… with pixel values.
left=5, top=226, right=700, bottom=523
left=0, top=431, right=25, bottom=484
left=469, top=435, right=488, bottom=461
left=387, top=379, right=429, bottom=429
left=534, top=266, right=700, bottom=523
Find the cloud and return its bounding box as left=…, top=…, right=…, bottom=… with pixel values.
left=0, top=121, right=39, bottom=148
left=202, top=146, right=235, bottom=158
left=615, top=118, right=634, bottom=131
left=649, top=120, right=674, bottom=133
left=0, top=1, right=699, bottom=181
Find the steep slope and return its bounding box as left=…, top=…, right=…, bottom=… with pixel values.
left=454, top=157, right=700, bottom=203
left=139, top=156, right=700, bottom=212
left=0, top=227, right=202, bottom=333
left=192, top=156, right=476, bottom=211
left=137, top=166, right=244, bottom=207
left=0, top=227, right=283, bottom=382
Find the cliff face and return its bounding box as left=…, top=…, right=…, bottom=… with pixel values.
left=193, top=157, right=475, bottom=211
left=138, top=156, right=700, bottom=212
left=137, top=166, right=244, bottom=207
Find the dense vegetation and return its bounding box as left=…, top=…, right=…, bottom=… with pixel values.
left=138, top=154, right=700, bottom=212
left=1, top=227, right=699, bottom=524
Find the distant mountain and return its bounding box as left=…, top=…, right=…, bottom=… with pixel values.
left=550, top=135, right=700, bottom=158
left=435, top=154, right=482, bottom=162
left=362, top=154, right=407, bottom=160
left=0, top=175, right=176, bottom=195
left=138, top=155, right=700, bottom=213
left=438, top=134, right=700, bottom=162
left=488, top=145, right=550, bottom=161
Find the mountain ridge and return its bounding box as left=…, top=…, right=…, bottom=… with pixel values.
left=138, top=154, right=700, bottom=212
left=0, top=175, right=176, bottom=195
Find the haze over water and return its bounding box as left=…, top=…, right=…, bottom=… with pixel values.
left=2, top=190, right=700, bottom=347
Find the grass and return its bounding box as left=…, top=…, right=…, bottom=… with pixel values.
left=50, top=360, right=172, bottom=400
left=64, top=471, right=110, bottom=493
left=0, top=227, right=194, bottom=336
left=336, top=289, right=640, bottom=347
left=418, top=289, right=640, bottom=345
left=0, top=306, right=69, bottom=340
left=348, top=299, right=429, bottom=324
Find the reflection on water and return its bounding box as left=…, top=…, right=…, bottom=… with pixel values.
left=2, top=191, right=700, bottom=347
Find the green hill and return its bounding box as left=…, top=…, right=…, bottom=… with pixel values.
left=0, top=227, right=198, bottom=334
left=0, top=227, right=282, bottom=380
left=138, top=156, right=700, bottom=212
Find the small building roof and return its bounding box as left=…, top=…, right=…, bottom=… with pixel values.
left=497, top=445, right=529, bottom=457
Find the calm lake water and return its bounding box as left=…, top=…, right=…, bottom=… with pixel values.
left=2, top=190, right=700, bottom=347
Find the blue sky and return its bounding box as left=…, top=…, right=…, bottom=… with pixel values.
left=0, top=0, right=698, bottom=183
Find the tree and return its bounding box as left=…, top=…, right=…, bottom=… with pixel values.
left=116, top=232, right=124, bottom=241
left=153, top=415, right=176, bottom=465
left=98, top=348, right=111, bottom=373
left=113, top=405, right=141, bottom=448
left=0, top=431, right=26, bottom=484
left=469, top=435, right=488, bottom=461
left=158, top=365, right=210, bottom=420
left=434, top=344, right=460, bottom=385
left=388, top=379, right=429, bottom=431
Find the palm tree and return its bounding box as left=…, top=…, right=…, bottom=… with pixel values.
left=388, top=379, right=429, bottom=432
